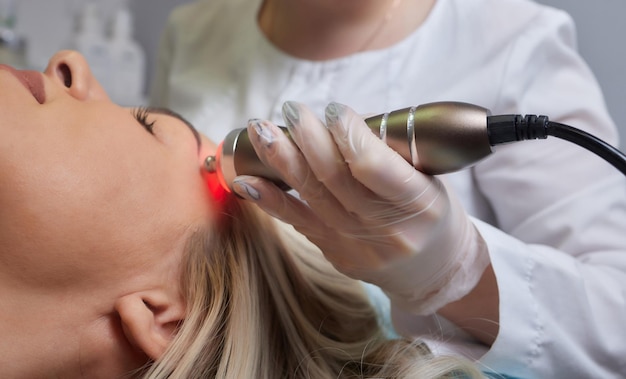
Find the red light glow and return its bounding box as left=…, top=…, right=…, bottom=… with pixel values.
left=203, top=142, right=230, bottom=203
left=205, top=172, right=229, bottom=203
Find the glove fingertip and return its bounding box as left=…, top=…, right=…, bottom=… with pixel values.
left=325, top=102, right=344, bottom=126
left=282, top=101, right=301, bottom=128
left=325, top=102, right=363, bottom=131
left=232, top=176, right=263, bottom=201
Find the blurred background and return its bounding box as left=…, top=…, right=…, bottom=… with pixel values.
left=2, top=0, right=625, bottom=147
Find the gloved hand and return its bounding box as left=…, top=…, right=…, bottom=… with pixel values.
left=232, top=101, right=490, bottom=315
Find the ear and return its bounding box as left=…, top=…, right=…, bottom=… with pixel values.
left=115, top=292, right=185, bottom=360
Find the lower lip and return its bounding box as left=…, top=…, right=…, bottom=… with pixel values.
left=0, top=64, right=46, bottom=104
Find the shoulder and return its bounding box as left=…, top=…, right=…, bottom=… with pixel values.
left=166, top=0, right=258, bottom=32
left=162, top=0, right=261, bottom=57
left=438, top=0, right=576, bottom=43
left=167, top=0, right=219, bottom=26
left=425, top=0, right=580, bottom=80
left=447, top=0, right=572, bottom=21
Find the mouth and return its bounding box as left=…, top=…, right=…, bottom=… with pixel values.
left=0, top=64, right=46, bottom=104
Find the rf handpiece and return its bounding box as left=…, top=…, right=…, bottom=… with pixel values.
left=204, top=100, right=626, bottom=193
left=204, top=102, right=493, bottom=192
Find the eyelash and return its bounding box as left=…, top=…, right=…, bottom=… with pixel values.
left=132, top=107, right=156, bottom=135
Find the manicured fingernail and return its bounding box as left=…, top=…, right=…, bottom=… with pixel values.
left=249, top=119, right=275, bottom=146
left=325, top=102, right=346, bottom=126
left=282, top=101, right=300, bottom=128
left=232, top=178, right=260, bottom=201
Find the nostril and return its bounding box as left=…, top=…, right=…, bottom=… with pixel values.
left=57, top=63, right=72, bottom=88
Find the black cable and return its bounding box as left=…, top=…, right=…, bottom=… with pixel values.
left=546, top=122, right=626, bottom=175
left=486, top=114, right=626, bottom=177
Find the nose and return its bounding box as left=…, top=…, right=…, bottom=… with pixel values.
left=44, top=50, right=110, bottom=101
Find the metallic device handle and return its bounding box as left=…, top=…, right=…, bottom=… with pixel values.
left=206, top=101, right=493, bottom=191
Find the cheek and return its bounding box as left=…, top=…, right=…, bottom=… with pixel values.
left=0, top=122, right=212, bottom=286
left=0, top=152, right=169, bottom=278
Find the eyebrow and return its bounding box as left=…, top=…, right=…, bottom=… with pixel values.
left=145, top=106, right=202, bottom=152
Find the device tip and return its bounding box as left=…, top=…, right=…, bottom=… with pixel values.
left=204, top=155, right=217, bottom=173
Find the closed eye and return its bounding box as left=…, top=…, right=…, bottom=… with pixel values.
left=132, top=107, right=156, bottom=135
left=129, top=106, right=202, bottom=153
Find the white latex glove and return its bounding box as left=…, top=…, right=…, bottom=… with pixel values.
left=232, top=101, right=490, bottom=315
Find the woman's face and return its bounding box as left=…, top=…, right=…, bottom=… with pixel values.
left=0, top=50, right=217, bottom=291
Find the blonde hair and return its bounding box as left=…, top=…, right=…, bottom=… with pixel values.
left=139, top=198, right=484, bottom=378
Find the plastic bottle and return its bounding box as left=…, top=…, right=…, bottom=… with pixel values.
left=108, top=4, right=145, bottom=105
left=0, top=0, right=26, bottom=68
left=71, top=2, right=112, bottom=94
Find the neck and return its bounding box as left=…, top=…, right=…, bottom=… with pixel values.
left=0, top=284, right=142, bottom=378
left=259, top=0, right=436, bottom=60
left=0, top=290, right=81, bottom=377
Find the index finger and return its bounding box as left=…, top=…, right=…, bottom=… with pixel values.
left=324, top=103, right=433, bottom=203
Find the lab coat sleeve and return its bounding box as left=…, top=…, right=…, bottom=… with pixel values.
left=466, top=9, right=626, bottom=377
left=393, top=7, right=626, bottom=378
left=474, top=207, right=626, bottom=378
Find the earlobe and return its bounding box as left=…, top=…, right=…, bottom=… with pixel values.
left=115, top=292, right=185, bottom=360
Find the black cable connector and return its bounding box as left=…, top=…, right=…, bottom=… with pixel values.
left=486, top=114, right=626, bottom=176
left=487, top=114, right=549, bottom=144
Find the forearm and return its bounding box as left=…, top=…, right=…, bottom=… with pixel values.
left=437, top=263, right=499, bottom=346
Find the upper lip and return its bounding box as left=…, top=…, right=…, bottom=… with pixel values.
left=0, top=64, right=46, bottom=104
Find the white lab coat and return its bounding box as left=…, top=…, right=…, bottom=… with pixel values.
left=150, top=0, right=626, bottom=377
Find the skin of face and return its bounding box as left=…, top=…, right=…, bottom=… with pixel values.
left=0, top=50, right=218, bottom=377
